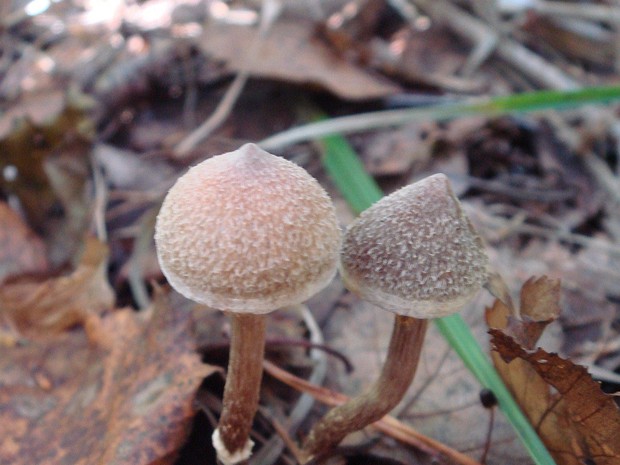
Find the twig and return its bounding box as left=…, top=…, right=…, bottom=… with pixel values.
left=90, top=154, right=109, bottom=242
left=457, top=174, right=576, bottom=203
left=411, top=0, right=580, bottom=89
left=174, top=71, right=250, bottom=157
left=250, top=305, right=328, bottom=465
left=257, top=406, right=305, bottom=465
left=267, top=338, right=353, bottom=372
left=542, top=111, right=620, bottom=208
left=398, top=0, right=499, bottom=76
left=202, top=337, right=352, bottom=372
left=582, top=154, right=620, bottom=205
left=586, top=365, right=620, bottom=385
left=505, top=1, right=620, bottom=24
left=263, top=360, right=484, bottom=465
left=292, top=304, right=330, bottom=428
left=402, top=399, right=481, bottom=420
left=173, top=0, right=282, bottom=158
left=126, top=207, right=158, bottom=309
left=467, top=206, right=620, bottom=258
left=397, top=347, right=453, bottom=416
left=480, top=406, right=495, bottom=464
left=104, top=193, right=159, bottom=223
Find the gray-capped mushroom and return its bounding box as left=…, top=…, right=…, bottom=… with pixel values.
left=301, top=173, right=489, bottom=462
left=155, top=143, right=341, bottom=465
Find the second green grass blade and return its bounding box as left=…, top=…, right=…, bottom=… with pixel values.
left=318, top=134, right=556, bottom=465
left=261, top=85, right=620, bottom=151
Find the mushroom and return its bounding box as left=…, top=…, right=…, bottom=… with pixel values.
left=154, top=143, right=341, bottom=465
left=301, top=173, right=489, bottom=461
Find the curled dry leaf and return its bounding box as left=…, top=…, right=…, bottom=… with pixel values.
left=0, top=289, right=216, bottom=465
left=486, top=276, right=620, bottom=465
left=0, top=89, right=94, bottom=265
left=0, top=237, right=114, bottom=336
left=491, top=331, right=620, bottom=465
left=518, top=276, right=562, bottom=322
left=508, top=276, right=561, bottom=350
left=198, top=20, right=399, bottom=101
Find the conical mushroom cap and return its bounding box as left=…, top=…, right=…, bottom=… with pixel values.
left=155, top=144, right=341, bottom=314
left=340, top=173, right=489, bottom=318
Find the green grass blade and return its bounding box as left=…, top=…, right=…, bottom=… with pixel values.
left=480, top=85, right=620, bottom=112
left=435, top=315, right=556, bottom=465
left=320, top=135, right=383, bottom=213
left=260, top=85, right=620, bottom=151
left=318, top=134, right=557, bottom=465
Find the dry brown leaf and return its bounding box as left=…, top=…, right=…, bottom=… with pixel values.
left=0, top=201, right=48, bottom=282
left=491, top=332, right=620, bottom=465
left=486, top=276, right=620, bottom=465
left=519, top=276, right=561, bottom=322
left=507, top=276, right=560, bottom=349
left=0, top=290, right=216, bottom=465
left=0, top=237, right=114, bottom=336
left=378, top=25, right=485, bottom=93
left=484, top=271, right=515, bottom=312
left=0, top=89, right=94, bottom=265
left=198, top=20, right=400, bottom=101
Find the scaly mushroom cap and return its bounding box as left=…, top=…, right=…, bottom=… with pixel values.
left=340, top=173, right=489, bottom=318
left=155, top=143, right=341, bottom=314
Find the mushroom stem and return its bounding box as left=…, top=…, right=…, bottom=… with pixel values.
left=213, top=313, right=267, bottom=464
left=301, top=315, right=428, bottom=462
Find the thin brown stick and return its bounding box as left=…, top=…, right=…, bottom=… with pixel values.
left=258, top=406, right=305, bottom=464
left=412, top=0, right=580, bottom=89
left=201, top=337, right=353, bottom=372
left=263, top=358, right=483, bottom=465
